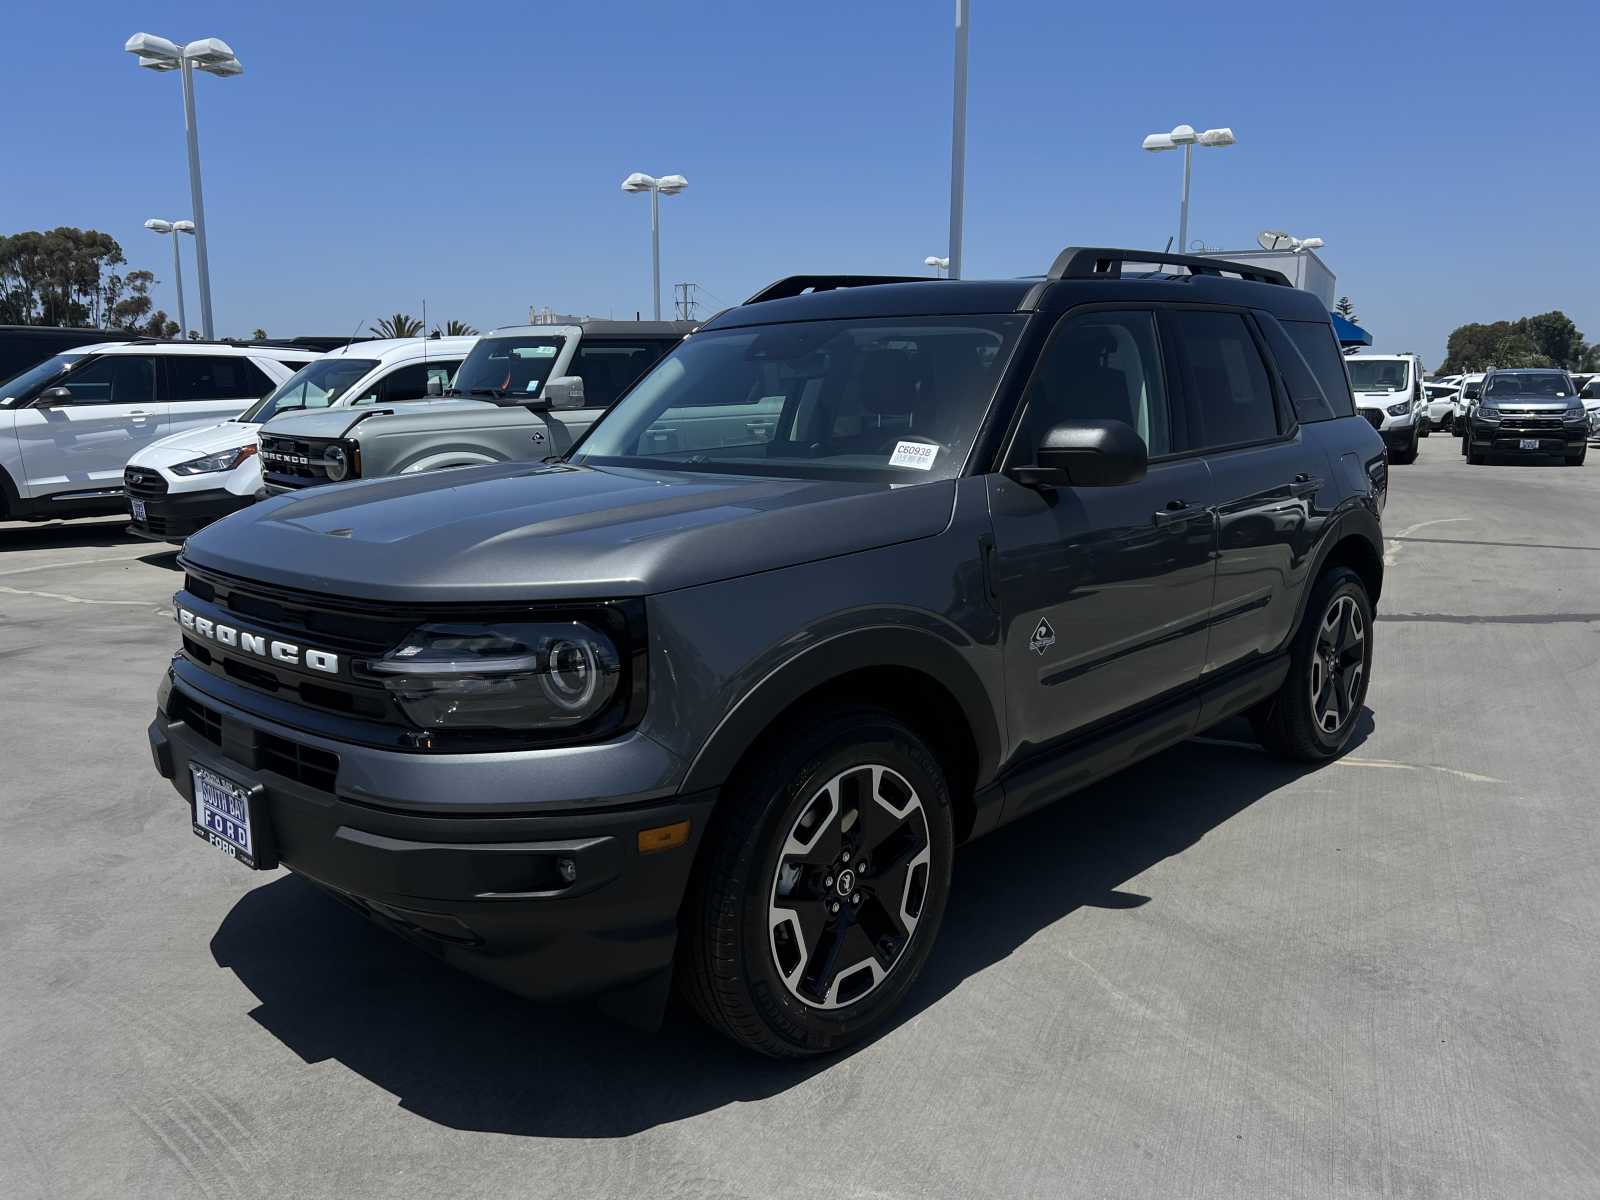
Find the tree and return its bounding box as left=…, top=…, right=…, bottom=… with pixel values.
left=1514, top=311, right=1583, bottom=369
left=370, top=313, right=423, bottom=338
left=433, top=319, right=477, bottom=336
left=0, top=227, right=129, bottom=326
left=1438, top=310, right=1587, bottom=375
left=1334, top=296, right=1359, bottom=324
left=251, top=328, right=267, bottom=340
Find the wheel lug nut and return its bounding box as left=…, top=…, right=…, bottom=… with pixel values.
left=824, top=875, right=834, bottom=887
left=856, top=861, right=867, bottom=873
left=830, top=901, right=840, bottom=914
left=851, top=892, right=860, bottom=904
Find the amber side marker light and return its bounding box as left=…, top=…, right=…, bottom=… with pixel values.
left=638, top=820, right=690, bottom=854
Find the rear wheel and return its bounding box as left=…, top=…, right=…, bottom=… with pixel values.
left=679, top=706, right=955, bottom=1057
left=1565, top=447, right=1586, bottom=466
left=1251, top=567, right=1373, bottom=762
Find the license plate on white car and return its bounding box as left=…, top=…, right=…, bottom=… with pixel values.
left=131, top=498, right=146, bottom=523
left=1520, top=439, right=1540, bottom=450
left=191, top=764, right=266, bottom=868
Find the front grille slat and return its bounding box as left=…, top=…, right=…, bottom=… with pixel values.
left=1362, top=409, right=1384, bottom=430
left=173, top=692, right=340, bottom=794
left=124, top=467, right=169, bottom=499
left=260, top=434, right=336, bottom=490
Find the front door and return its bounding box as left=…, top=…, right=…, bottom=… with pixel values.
left=13, top=353, right=166, bottom=499
left=987, top=307, right=1216, bottom=761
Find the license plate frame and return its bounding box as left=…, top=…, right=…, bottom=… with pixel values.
left=190, top=763, right=275, bottom=870
left=131, top=498, right=147, bottom=523
left=1519, top=438, right=1540, bottom=450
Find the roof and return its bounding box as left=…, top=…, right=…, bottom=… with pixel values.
left=1330, top=312, right=1372, bottom=346
left=90, top=341, right=313, bottom=360
left=327, top=336, right=477, bottom=362
left=484, top=320, right=696, bottom=339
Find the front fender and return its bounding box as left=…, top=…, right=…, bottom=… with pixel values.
left=397, top=450, right=505, bottom=474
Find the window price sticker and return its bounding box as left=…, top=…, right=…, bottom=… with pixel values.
left=889, top=441, right=938, bottom=471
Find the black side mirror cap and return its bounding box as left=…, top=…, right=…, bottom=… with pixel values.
left=1008, top=418, right=1148, bottom=489
left=35, top=386, right=73, bottom=408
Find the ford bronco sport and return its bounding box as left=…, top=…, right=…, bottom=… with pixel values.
left=147, top=248, right=1386, bottom=1057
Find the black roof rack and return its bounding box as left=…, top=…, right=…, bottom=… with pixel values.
left=1046, top=247, right=1291, bottom=287
left=744, top=275, right=929, bottom=305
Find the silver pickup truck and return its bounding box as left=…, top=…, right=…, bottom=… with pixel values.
left=258, top=320, right=691, bottom=493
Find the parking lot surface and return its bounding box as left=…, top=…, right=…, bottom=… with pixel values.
left=3, top=436, right=1598, bottom=1199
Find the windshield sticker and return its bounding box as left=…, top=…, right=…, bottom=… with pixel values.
left=889, top=441, right=938, bottom=471
left=525, top=380, right=540, bottom=393
left=514, top=346, right=558, bottom=358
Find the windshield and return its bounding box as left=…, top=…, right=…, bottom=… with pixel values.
left=1583, top=380, right=1600, bottom=399
left=1485, top=372, right=1570, bottom=398
left=0, top=352, right=87, bottom=407
left=242, top=358, right=378, bottom=423
left=452, top=335, right=566, bottom=400
left=1462, top=381, right=1483, bottom=399
left=1346, top=359, right=1411, bottom=393
left=571, top=315, right=1027, bottom=483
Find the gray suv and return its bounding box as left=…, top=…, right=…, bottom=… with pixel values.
left=147, top=248, right=1387, bottom=1057
left=257, top=321, right=691, bottom=491
left=1461, top=367, right=1586, bottom=465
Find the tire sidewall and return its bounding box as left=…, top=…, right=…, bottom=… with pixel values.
left=732, top=715, right=954, bottom=1054
left=1293, top=571, right=1374, bottom=756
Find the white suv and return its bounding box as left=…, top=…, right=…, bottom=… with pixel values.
left=123, top=337, right=474, bottom=541
left=0, top=340, right=313, bottom=523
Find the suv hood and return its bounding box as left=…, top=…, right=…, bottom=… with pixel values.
left=128, top=420, right=258, bottom=467
left=182, top=463, right=957, bottom=602
left=259, top=398, right=497, bottom=440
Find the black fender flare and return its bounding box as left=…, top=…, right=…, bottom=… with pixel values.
left=0, top=461, right=21, bottom=517
left=1287, top=503, right=1384, bottom=638
left=680, top=625, right=1002, bottom=795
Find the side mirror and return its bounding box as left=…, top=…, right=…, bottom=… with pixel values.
left=35, top=386, right=73, bottom=408
left=1009, top=419, right=1148, bottom=489
left=542, top=375, right=586, bottom=409
left=425, top=376, right=444, bottom=397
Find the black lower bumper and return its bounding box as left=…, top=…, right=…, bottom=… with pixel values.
left=129, top=488, right=254, bottom=542
left=149, top=690, right=715, bottom=1021
left=1467, top=423, right=1586, bottom=456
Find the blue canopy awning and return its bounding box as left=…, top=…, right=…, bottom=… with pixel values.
left=1330, top=312, right=1372, bottom=346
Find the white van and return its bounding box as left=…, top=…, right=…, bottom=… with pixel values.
left=123, top=336, right=475, bottom=541
left=1346, top=352, right=1427, bottom=464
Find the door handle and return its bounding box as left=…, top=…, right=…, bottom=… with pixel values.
left=1153, top=500, right=1206, bottom=526
left=1288, top=474, right=1323, bottom=498
left=128, top=410, right=152, bottom=422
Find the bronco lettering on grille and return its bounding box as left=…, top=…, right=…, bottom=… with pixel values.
left=176, top=605, right=339, bottom=674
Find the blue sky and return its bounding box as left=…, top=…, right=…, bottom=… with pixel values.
left=5, top=0, right=1594, bottom=365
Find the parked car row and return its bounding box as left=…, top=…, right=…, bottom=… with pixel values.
left=142, top=248, right=1391, bottom=1057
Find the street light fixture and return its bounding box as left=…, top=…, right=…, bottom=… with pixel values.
left=1142, top=123, right=1235, bottom=255
left=925, top=256, right=950, bottom=278
left=620, top=172, right=687, bottom=321
left=144, top=218, right=195, bottom=337
left=125, top=31, right=244, bottom=339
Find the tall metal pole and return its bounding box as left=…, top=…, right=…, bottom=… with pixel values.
left=650, top=186, right=661, bottom=320
left=1177, top=142, right=1193, bottom=254
left=170, top=234, right=188, bottom=337
left=947, top=0, right=969, bottom=280
left=179, top=57, right=216, bottom=338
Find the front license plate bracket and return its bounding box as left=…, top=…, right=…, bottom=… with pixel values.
left=190, top=763, right=277, bottom=870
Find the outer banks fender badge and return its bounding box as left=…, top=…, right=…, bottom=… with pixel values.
left=1029, top=618, right=1056, bottom=655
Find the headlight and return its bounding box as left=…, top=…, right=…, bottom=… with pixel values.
left=362, top=620, right=624, bottom=732
left=1563, top=406, right=1585, bottom=423
left=323, top=442, right=356, bottom=481
left=170, top=445, right=257, bottom=476
left=1386, top=400, right=1411, bottom=417
left=1477, top=406, right=1500, bottom=422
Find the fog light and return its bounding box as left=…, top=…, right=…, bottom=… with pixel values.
left=557, top=857, right=577, bottom=884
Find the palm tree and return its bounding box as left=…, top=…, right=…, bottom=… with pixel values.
left=438, top=319, right=478, bottom=336
left=370, top=312, right=424, bottom=338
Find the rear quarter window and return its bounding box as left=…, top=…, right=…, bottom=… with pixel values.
left=1283, top=321, right=1355, bottom=419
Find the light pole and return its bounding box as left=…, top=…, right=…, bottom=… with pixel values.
left=620, top=172, right=687, bottom=321
left=1141, top=124, right=1235, bottom=254
left=143, top=219, right=195, bottom=337
left=947, top=0, right=970, bottom=280
left=125, top=32, right=244, bottom=340
left=925, top=256, right=950, bottom=278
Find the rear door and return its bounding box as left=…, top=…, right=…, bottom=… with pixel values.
left=163, top=354, right=279, bottom=439
left=12, top=353, right=166, bottom=499
left=1170, top=307, right=1334, bottom=675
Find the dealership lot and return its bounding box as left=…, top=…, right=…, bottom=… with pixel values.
left=3, top=438, right=1598, bottom=1199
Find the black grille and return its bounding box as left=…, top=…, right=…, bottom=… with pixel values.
left=1361, top=409, right=1384, bottom=430
left=124, top=467, right=169, bottom=499
left=260, top=433, right=338, bottom=489
left=172, top=690, right=341, bottom=793
left=1500, top=416, right=1563, bottom=431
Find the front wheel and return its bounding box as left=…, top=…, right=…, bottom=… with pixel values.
left=1251, top=567, right=1374, bottom=761
left=1391, top=427, right=1419, bottom=464
left=679, top=707, right=955, bottom=1057
left=1566, top=447, right=1586, bottom=466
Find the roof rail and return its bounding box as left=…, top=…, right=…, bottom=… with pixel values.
left=1046, top=247, right=1292, bottom=287
left=744, top=275, right=929, bottom=305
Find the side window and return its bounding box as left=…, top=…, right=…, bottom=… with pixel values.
left=52, top=355, right=158, bottom=406
left=1284, top=321, right=1354, bottom=418
left=1013, top=309, right=1171, bottom=461
left=1257, top=314, right=1333, bottom=423
left=571, top=340, right=674, bottom=410
left=1170, top=310, right=1279, bottom=448
left=169, top=355, right=275, bottom=403
left=372, top=360, right=463, bottom=404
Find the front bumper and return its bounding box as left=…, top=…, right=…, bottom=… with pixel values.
left=129, top=487, right=254, bottom=542
left=1466, top=420, right=1586, bottom=455
left=149, top=669, right=714, bottom=1013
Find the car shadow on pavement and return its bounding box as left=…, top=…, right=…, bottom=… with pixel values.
left=0, top=518, right=139, bottom=551
left=210, top=713, right=1372, bottom=1138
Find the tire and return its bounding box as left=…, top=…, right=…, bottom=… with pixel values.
left=1391, top=427, right=1419, bottom=465
left=1467, top=444, right=1487, bottom=465
left=1250, top=567, right=1374, bottom=762
left=1566, top=448, right=1586, bottom=466
left=679, top=705, right=955, bottom=1057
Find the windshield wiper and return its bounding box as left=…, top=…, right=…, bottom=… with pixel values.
left=465, top=386, right=507, bottom=400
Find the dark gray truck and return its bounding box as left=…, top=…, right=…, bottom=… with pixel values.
left=149, top=249, right=1387, bottom=1057
left=258, top=320, right=692, bottom=491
